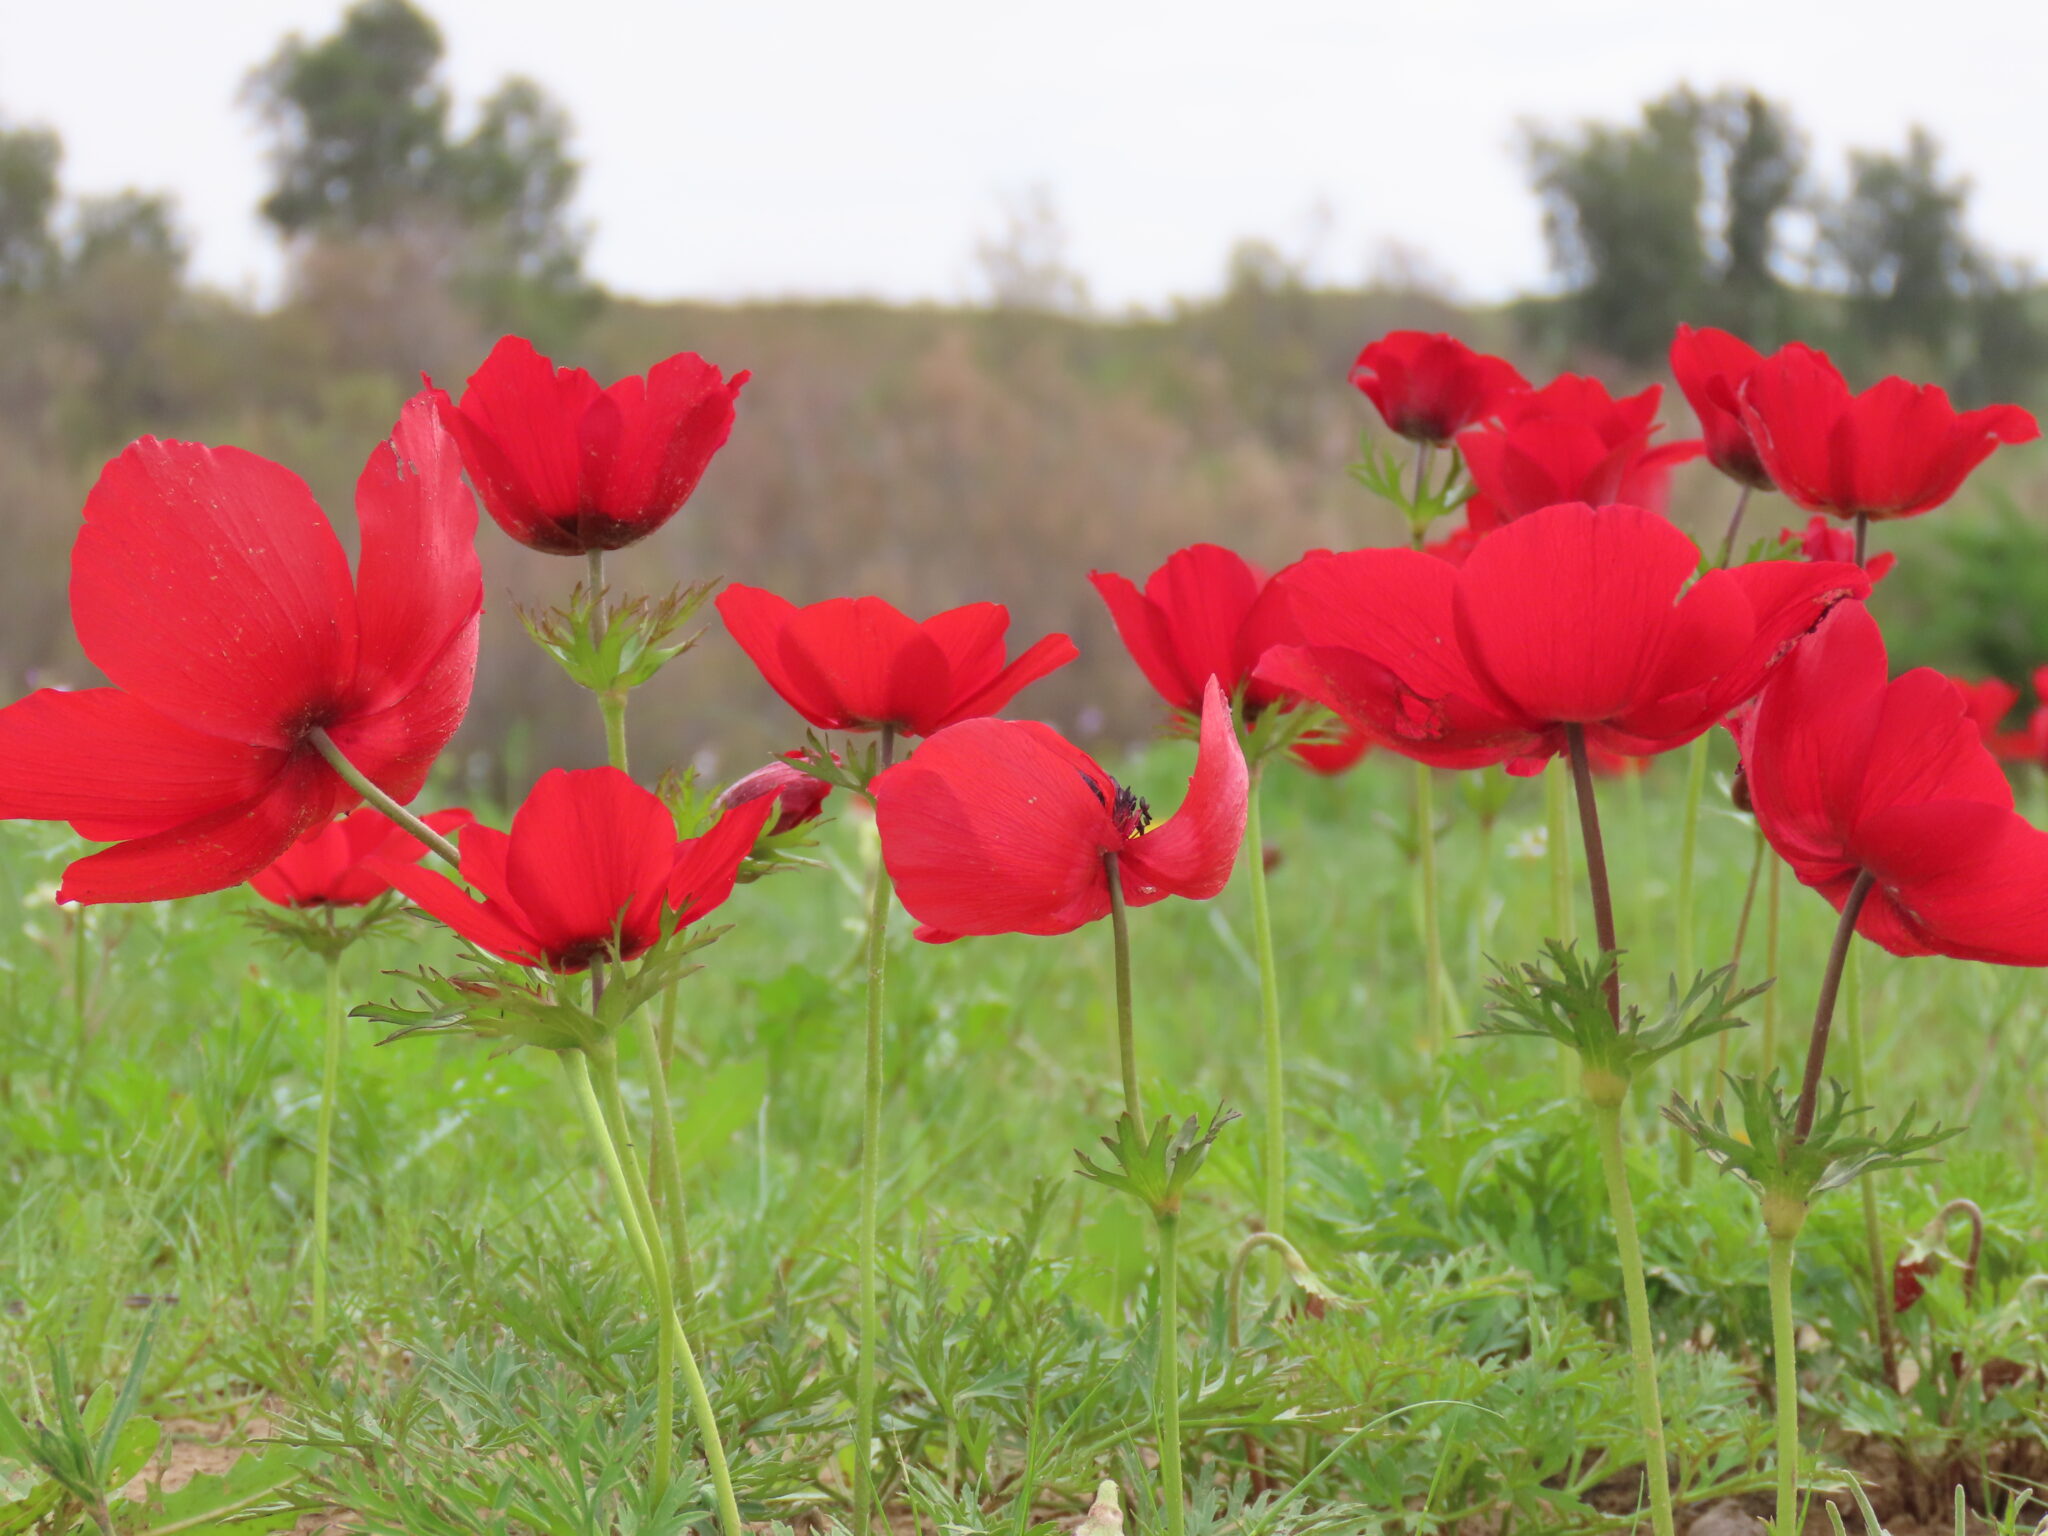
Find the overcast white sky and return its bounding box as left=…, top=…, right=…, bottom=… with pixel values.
left=3, top=0, right=2041, bottom=312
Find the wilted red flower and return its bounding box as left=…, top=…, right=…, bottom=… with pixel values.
left=0, top=397, right=482, bottom=905
left=873, top=677, right=1248, bottom=943
left=1255, top=501, right=1868, bottom=772
left=1348, top=331, right=1528, bottom=445
left=1670, top=324, right=1775, bottom=492
left=1739, top=344, right=2038, bottom=522
left=376, top=768, right=773, bottom=973
left=719, top=755, right=832, bottom=835
left=249, top=807, right=476, bottom=908
left=437, top=335, right=748, bottom=555
left=1456, top=375, right=1702, bottom=531
left=717, top=585, right=1077, bottom=738
left=1777, top=517, right=1896, bottom=582
left=1735, top=601, right=2048, bottom=962
left=1894, top=1253, right=1938, bottom=1313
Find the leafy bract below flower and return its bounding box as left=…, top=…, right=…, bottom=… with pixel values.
left=1255, top=501, right=1868, bottom=773
left=716, top=585, right=1078, bottom=738
left=0, top=396, right=483, bottom=905
left=1733, top=600, right=2048, bottom=963
left=1739, top=343, right=2039, bottom=523
left=373, top=767, right=773, bottom=973
left=436, top=335, right=748, bottom=555
left=1089, top=542, right=1368, bottom=773
left=1347, top=330, right=1528, bottom=445
left=249, top=807, right=476, bottom=908
left=873, top=677, right=1249, bottom=943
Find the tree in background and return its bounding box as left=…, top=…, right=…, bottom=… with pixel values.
left=972, top=185, right=1091, bottom=316
left=1706, top=91, right=1805, bottom=346
left=1524, top=88, right=1710, bottom=366
left=0, top=119, right=62, bottom=294
left=1818, top=127, right=1975, bottom=362
left=246, top=0, right=596, bottom=341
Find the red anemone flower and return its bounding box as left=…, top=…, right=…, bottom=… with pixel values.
left=716, top=585, right=1078, bottom=738
left=248, top=807, right=477, bottom=908
left=437, top=335, right=748, bottom=555
left=719, top=755, right=833, bottom=835
left=375, top=767, right=774, bottom=973
left=1777, top=517, right=1896, bottom=583
left=1670, top=324, right=1775, bottom=492
left=1254, top=501, right=1868, bottom=773
left=0, top=396, right=482, bottom=906
left=873, top=677, right=1249, bottom=943
left=1739, top=344, right=2038, bottom=522
left=1349, top=331, right=1528, bottom=445
left=1456, top=374, right=1703, bottom=531
left=1734, top=601, right=2048, bottom=963
left=1089, top=542, right=1369, bottom=774
left=1945, top=676, right=2031, bottom=761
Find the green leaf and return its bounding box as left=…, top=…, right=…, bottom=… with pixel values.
left=667, top=1055, right=769, bottom=1174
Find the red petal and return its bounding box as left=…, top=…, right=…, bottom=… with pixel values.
left=503, top=768, right=678, bottom=961
left=321, top=618, right=481, bottom=807
left=717, top=584, right=836, bottom=727
left=584, top=353, right=745, bottom=540
left=0, top=688, right=283, bottom=841
left=57, top=752, right=339, bottom=905
left=1120, top=678, right=1249, bottom=904
left=1739, top=344, right=1851, bottom=512
left=374, top=827, right=549, bottom=967
left=71, top=439, right=358, bottom=748
left=1857, top=803, right=2048, bottom=963
left=669, top=794, right=776, bottom=923
left=443, top=336, right=601, bottom=550
left=1092, top=569, right=1195, bottom=711
left=929, top=629, right=1080, bottom=733
left=350, top=392, right=484, bottom=716
left=874, top=718, right=1116, bottom=938
left=1143, top=544, right=1266, bottom=703
left=1454, top=502, right=1701, bottom=726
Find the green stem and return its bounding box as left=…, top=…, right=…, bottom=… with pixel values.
left=310, top=950, right=343, bottom=1337
left=1843, top=946, right=1898, bottom=1384
left=1546, top=765, right=1575, bottom=944
left=1762, top=857, right=1782, bottom=1071
left=307, top=728, right=463, bottom=869
left=1564, top=727, right=1621, bottom=1030
left=1415, top=762, right=1444, bottom=1053
left=854, top=727, right=897, bottom=1536
left=586, top=549, right=632, bottom=777
left=1674, top=736, right=1709, bottom=1185
left=1105, top=850, right=1142, bottom=1123
left=1792, top=871, right=1876, bottom=1141
left=1590, top=1097, right=1676, bottom=1536
left=1245, top=767, right=1286, bottom=1249
left=587, top=1019, right=674, bottom=1502
left=637, top=1011, right=699, bottom=1313
left=1156, top=1211, right=1185, bottom=1536
left=578, top=1042, right=743, bottom=1533
left=1767, top=1228, right=1802, bottom=1533
left=1716, top=483, right=1755, bottom=569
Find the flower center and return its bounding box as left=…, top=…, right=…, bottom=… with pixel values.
left=1080, top=771, right=1152, bottom=839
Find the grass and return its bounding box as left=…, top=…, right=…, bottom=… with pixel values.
left=1, top=736, right=2045, bottom=1534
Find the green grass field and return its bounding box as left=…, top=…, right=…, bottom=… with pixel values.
left=2, top=738, right=2044, bottom=1534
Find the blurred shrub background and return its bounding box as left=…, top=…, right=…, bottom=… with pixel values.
left=4, top=1, right=2046, bottom=793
